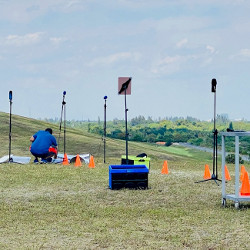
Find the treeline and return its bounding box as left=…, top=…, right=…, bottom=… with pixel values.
left=46, top=115, right=250, bottom=156
left=85, top=115, right=250, bottom=155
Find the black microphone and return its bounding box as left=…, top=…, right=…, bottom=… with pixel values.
left=211, top=78, right=217, bottom=93
left=62, top=91, right=66, bottom=105
left=9, top=91, right=12, bottom=101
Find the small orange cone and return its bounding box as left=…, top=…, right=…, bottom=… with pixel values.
left=225, top=165, right=231, bottom=181
left=203, top=164, right=211, bottom=180
left=240, top=165, right=246, bottom=182
left=240, top=171, right=250, bottom=196
left=161, top=161, right=169, bottom=174
left=62, top=153, right=69, bottom=165
left=74, top=154, right=82, bottom=167
left=88, top=155, right=95, bottom=168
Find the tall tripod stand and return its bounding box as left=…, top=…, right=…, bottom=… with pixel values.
left=58, top=91, right=66, bottom=155
left=9, top=91, right=13, bottom=163
left=196, top=78, right=221, bottom=185
left=103, top=96, right=107, bottom=163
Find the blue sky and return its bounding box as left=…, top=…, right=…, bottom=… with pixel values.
left=0, top=0, right=250, bottom=121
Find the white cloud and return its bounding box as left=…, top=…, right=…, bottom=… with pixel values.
left=50, top=37, right=67, bottom=45
left=206, top=45, right=215, bottom=54
left=0, top=0, right=88, bottom=22
left=238, top=49, right=250, bottom=57
left=202, top=57, right=213, bottom=66
left=86, top=52, right=141, bottom=67
left=5, top=32, right=44, bottom=46
left=176, top=38, right=188, bottom=48
left=158, top=55, right=182, bottom=65
left=151, top=55, right=185, bottom=75
left=64, top=0, right=82, bottom=9
left=230, top=49, right=250, bottom=60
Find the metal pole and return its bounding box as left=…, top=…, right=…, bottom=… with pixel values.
left=9, top=91, right=12, bottom=162
left=104, top=97, right=107, bottom=163
left=212, top=86, right=217, bottom=178
left=235, top=136, right=239, bottom=199
left=215, top=130, right=218, bottom=178
left=64, top=99, right=66, bottom=155
left=214, top=90, right=217, bottom=178
left=221, top=135, right=226, bottom=198
left=58, top=91, right=66, bottom=152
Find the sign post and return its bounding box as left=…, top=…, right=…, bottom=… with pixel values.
left=118, top=77, right=132, bottom=164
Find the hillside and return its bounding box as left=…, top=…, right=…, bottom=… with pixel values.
left=1, top=112, right=250, bottom=249
left=0, top=112, right=194, bottom=163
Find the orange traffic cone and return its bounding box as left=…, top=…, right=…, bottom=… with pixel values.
left=62, top=153, right=69, bottom=165
left=240, top=171, right=250, bottom=196
left=74, top=154, right=82, bottom=167
left=203, top=164, right=211, bottom=180
left=225, top=165, right=231, bottom=181
left=240, top=165, right=246, bottom=182
left=161, top=161, right=169, bottom=174
left=88, top=155, right=95, bottom=168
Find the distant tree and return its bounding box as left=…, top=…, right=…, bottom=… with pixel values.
left=113, top=118, right=119, bottom=125
left=147, top=134, right=156, bottom=143
left=226, top=154, right=244, bottom=164
left=130, top=116, right=146, bottom=126
left=216, top=114, right=229, bottom=124
left=228, top=122, right=234, bottom=131
left=147, top=116, right=154, bottom=123
left=186, top=116, right=199, bottom=122
left=131, top=133, right=144, bottom=142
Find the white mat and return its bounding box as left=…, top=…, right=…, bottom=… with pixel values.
left=0, top=155, right=31, bottom=164
left=54, top=153, right=90, bottom=164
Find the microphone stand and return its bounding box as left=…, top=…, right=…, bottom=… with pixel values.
left=211, top=85, right=220, bottom=183
left=196, top=79, right=221, bottom=185
left=58, top=91, right=66, bottom=155
left=9, top=91, right=13, bottom=163
left=103, top=96, right=107, bottom=163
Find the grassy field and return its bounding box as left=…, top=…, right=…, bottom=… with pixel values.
left=0, top=112, right=250, bottom=249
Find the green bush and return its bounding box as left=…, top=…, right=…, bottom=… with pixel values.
left=225, top=154, right=244, bottom=164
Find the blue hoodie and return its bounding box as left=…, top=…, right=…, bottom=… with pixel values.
left=30, top=130, right=57, bottom=155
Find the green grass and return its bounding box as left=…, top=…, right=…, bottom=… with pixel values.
left=0, top=112, right=250, bottom=249
left=160, top=145, right=193, bottom=157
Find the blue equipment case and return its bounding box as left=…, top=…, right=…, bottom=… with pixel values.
left=109, top=165, right=149, bottom=190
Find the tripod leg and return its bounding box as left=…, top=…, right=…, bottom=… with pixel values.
left=213, top=179, right=220, bottom=186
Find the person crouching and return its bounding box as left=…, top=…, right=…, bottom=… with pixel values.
left=30, top=128, right=58, bottom=164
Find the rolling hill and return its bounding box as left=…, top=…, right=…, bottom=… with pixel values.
left=0, top=112, right=186, bottom=162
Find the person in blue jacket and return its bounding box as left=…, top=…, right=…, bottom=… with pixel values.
left=30, top=128, right=58, bottom=163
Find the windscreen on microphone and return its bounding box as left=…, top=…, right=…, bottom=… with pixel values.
left=104, top=96, right=107, bottom=100
left=63, top=91, right=66, bottom=96
left=9, top=91, right=12, bottom=101
left=211, top=78, right=217, bottom=92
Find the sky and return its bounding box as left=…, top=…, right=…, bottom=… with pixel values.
left=0, top=0, right=250, bottom=121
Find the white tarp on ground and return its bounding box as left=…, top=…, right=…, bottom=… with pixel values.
left=0, top=154, right=90, bottom=164
left=54, top=153, right=90, bottom=164
left=0, top=155, right=31, bottom=164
